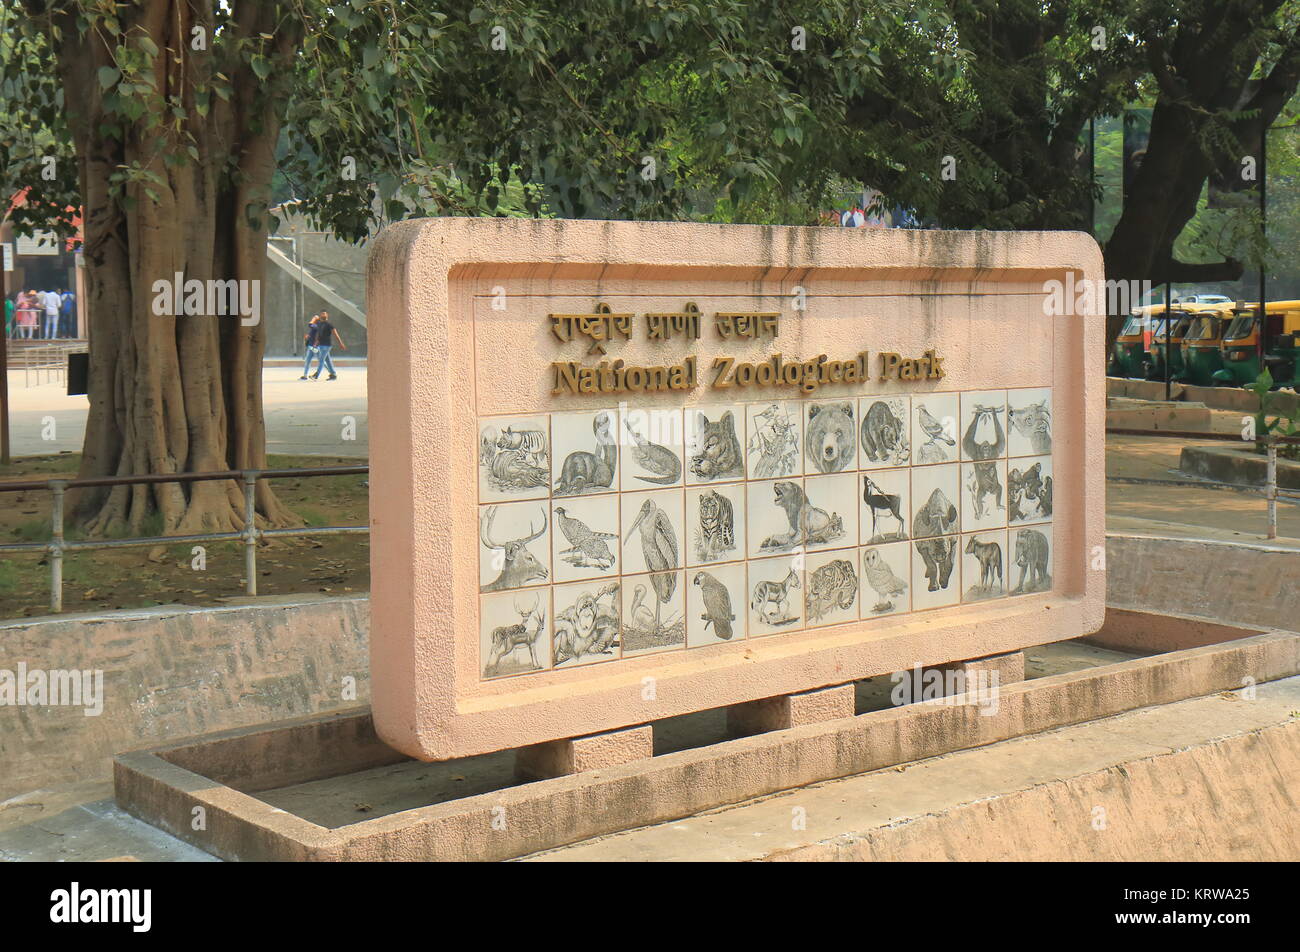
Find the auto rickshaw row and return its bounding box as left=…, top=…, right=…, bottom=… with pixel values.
left=1108, top=299, right=1300, bottom=389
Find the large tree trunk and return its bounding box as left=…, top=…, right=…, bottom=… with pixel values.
left=43, top=1, right=301, bottom=535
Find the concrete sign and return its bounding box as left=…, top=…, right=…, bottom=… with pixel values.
left=367, top=219, right=1105, bottom=760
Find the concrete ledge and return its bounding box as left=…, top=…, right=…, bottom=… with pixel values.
left=1179, top=444, right=1300, bottom=490
left=113, top=626, right=1300, bottom=861
left=1106, top=398, right=1211, bottom=431
left=1106, top=534, right=1300, bottom=632
left=0, top=595, right=370, bottom=800
left=1107, top=376, right=1299, bottom=414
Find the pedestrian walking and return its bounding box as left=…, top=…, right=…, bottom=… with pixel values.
left=307, top=310, right=346, bottom=380
left=299, top=312, right=322, bottom=380
left=41, top=288, right=59, bottom=339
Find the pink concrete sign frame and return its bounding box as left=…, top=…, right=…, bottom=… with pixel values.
left=367, top=218, right=1105, bottom=761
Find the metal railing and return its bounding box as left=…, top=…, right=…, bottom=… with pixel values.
left=5, top=339, right=88, bottom=387
left=0, top=465, right=367, bottom=612
left=2, top=428, right=1296, bottom=614
left=1105, top=427, right=1300, bottom=540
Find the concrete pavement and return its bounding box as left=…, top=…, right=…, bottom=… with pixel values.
left=4, top=365, right=369, bottom=457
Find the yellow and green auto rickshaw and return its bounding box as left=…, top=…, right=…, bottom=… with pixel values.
left=1146, top=307, right=1198, bottom=380
left=1109, top=304, right=1165, bottom=378
left=1211, top=300, right=1300, bottom=389
left=1178, top=303, right=1238, bottom=386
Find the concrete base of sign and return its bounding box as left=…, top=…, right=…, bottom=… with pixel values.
left=939, top=650, right=1025, bottom=686
left=728, top=684, right=857, bottom=736
left=516, top=725, right=653, bottom=780
left=113, top=615, right=1300, bottom=862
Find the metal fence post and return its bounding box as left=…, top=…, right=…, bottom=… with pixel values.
left=49, top=480, right=65, bottom=613
left=1267, top=440, right=1278, bottom=540
left=243, top=472, right=258, bottom=596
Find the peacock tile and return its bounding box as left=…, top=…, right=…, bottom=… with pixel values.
left=859, top=467, right=910, bottom=544
left=479, top=589, right=551, bottom=680
left=619, top=406, right=684, bottom=491
left=745, top=400, right=803, bottom=479
left=685, top=482, right=746, bottom=566
left=477, top=499, right=551, bottom=594
left=747, top=553, right=804, bottom=637
left=911, top=392, right=960, bottom=464
left=477, top=413, right=551, bottom=503
left=803, top=547, right=860, bottom=629
left=551, top=408, right=620, bottom=497
left=961, top=529, right=1008, bottom=603
left=621, top=570, right=686, bottom=656
left=686, top=561, right=747, bottom=647
left=858, top=395, right=911, bottom=470
left=551, top=494, right=620, bottom=585
left=551, top=579, right=622, bottom=668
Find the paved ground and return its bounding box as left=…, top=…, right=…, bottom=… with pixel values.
left=525, top=674, right=1300, bottom=861
left=0, top=640, right=1137, bottom=860
left=5, top=364, right=368, bottom=457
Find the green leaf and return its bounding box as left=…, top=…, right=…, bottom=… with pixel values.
left=97, top=66, right=120, bottom=89
left=251, top=55, right=271, bottom=81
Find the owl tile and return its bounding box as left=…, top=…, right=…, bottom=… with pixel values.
left=860, top=543, right=911, bottom=617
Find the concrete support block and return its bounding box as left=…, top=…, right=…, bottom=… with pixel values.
left=938, top=650, right=1025, bottom=688
left=515, top=725, right=653, bottom=780
left=728, top=683, right=856, bottom=737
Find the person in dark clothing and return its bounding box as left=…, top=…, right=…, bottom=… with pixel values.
left=299, top=313, right=321, bottom=379
left=308, top=310, right=346, bottom=380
